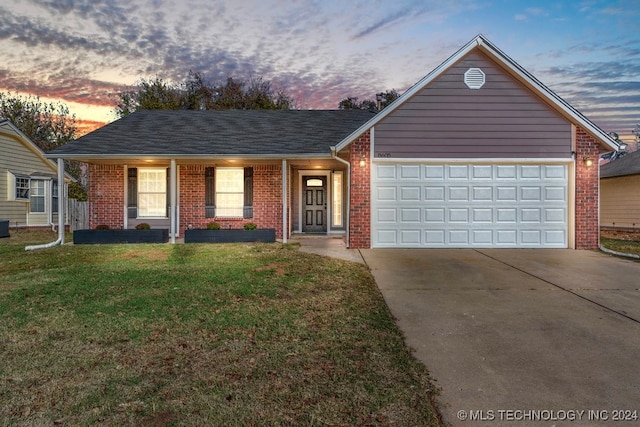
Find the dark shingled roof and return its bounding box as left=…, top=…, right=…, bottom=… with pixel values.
left=601, top=149, right=640, bottom=178
left=48, top=109, right=376, bottom=158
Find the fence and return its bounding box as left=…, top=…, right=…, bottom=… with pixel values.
left=68, top=199, right=88, bottom=231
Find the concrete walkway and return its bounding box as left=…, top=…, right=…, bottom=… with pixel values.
left=290, top=235, right=365, bottom=264
left=361, top=248, right=640, bottom=427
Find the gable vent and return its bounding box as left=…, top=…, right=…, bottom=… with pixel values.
left=464, top=68, right=485, bottom=89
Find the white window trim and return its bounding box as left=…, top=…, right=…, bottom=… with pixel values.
left=332, top=171, right=343, bottom=227
left=138, top=167, right=167, bottom=218
left=29, top=179, right=46, bottom=214
left=215, top=167, right=245, bottom=218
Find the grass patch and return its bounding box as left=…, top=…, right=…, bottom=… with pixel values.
left=601, top=229, right=640, bottom=257
left=0, top=230, right=443, bottom=426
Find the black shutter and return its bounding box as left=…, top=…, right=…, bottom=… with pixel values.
left=205, top=167, right=215, bottom=218
left=127, top=168, right=137, bottom=218
left=243, top=167, right=253, bottom=219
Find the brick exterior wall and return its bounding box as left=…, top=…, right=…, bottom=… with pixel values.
left=349, top=130, right=371, bottom=249
left=178, top=163, right=283, bottom=239
left=88, top=163, right=284, bottom=239
left=575, top=127, right=604, bottom=249
left=88, top=164, right=124, bottom=230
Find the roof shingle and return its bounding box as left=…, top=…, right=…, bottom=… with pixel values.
left=601, top=149, right=640, bottom=178
left=48, top=109, right=375, bottom=158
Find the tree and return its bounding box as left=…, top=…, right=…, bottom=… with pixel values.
left=338, top=89, right=400, bottom=111
left=633, top=123, right=640, bottom=143
left=0, top=91, right=86, bottom=199
left=0, top=92, right=77, bottom=152
left=114, top=72, right=294, bottom=117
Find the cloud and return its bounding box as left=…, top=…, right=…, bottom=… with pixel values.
left=352, top=7, right=424, bottom=40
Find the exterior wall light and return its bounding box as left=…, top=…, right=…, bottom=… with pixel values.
left=359, top=157, right=366, bottom=167
left=584, top=157, right=593, bottom=167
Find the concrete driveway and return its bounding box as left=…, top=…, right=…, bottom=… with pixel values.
left=360, top=249, right=640, bottom=427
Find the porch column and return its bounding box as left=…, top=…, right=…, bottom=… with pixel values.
left=282, top=159, right=287, bottom=243
left=57, top=158, right=65, bottom=245
left=170, top=159, right=177, bottom=244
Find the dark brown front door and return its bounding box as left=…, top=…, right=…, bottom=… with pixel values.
left=302, top=176, right=327, bottom=233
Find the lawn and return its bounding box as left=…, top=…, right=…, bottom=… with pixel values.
left=600, top=229, right=640, bottom=257
left=0, top=230, right=443, bottom=426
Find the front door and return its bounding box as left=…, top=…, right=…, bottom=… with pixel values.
left=302, top=176, right=327, bottom=233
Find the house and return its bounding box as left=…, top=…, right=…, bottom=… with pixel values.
left=600, top=149, right=640, bottom=230
left=47, top=35, right=621, bottom=249
left=0, top=119, right=69, bottom=229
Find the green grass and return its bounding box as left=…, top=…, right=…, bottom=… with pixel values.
left=0, top=230, right=443, bottom=426
left=601, top=238, right=640, bottom=256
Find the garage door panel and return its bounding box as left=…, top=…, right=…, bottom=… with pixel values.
left=400, top=165, right=420, bottom=179
left=401, top=208, right=421, bottom=222
left=372, top=163, right=568, bottom=248
left=448, top=165, right=469, bottom=179
left=472, top=230, right=493, bottom=244
left=425, top=187, right=445, bottom=201
left=401, top=186, right=421, bottom=201
left=449, top=187, right=469, bottom=201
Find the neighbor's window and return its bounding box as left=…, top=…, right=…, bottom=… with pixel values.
left=30, top=180, right=45, bottom=213
left=216, top=167, right=244, bottom=217
left=15, top=176, right=30, bottom=200
left=138, top=168, right=167, bottom=217
left=52, top=181, right=59, bottom=213
left=332, top=172, right=343, bottom=226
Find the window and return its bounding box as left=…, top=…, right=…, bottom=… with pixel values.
left=52, top=181, right=59, bottom=213
left=138, top=168, right=166, bottom=217
left=215, top=167, right=244, bottom=217
left=30, top=180, right=45, bottom=213
left=332, top=172, right=343, bottom=226
left=15, top=176, right=30, bottom=200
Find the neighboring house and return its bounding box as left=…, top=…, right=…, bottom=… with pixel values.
left=600, top=149, right=640, bottom=230
left=0, top=119, right=69, bottom=228
left=47, top=35, right=620, bottom=249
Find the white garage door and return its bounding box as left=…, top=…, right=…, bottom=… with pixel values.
left=372, top=163, right=568, bottom=248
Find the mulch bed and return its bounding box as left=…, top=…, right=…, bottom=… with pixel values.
left=601, top=229, right=640, bottom=242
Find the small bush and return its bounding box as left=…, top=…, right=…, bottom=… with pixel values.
left=243, top=223, right=257, bottom=230
left=95, top=224, right=110, bottom=230
left=135, top=223, right=151, bottom=230
left=206, top=222, right=221, bottom=230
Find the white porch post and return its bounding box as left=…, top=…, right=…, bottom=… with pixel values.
left=282, top=159, right=287, bottom=243
left=57, top=158, right=65, bottom=245
left=170, top=159, right=177, bottom=244
left=123, top=165, right=128, bottom=230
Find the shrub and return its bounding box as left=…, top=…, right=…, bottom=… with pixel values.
left=95, top=224, right=110, bottom=230
left=206, top=222, right=221, bottom=230
left=135, top=223, right=151, bottom=230
left=243, top=223, right=257, bottom=230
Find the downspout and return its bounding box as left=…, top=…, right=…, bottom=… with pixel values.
left=26, top=158, right=65, bottom=251
left=331, top=148, right=350, bottom=248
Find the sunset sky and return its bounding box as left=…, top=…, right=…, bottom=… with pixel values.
left=1, top=0, right=638, bottom=141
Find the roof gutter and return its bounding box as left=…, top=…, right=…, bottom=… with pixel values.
left=331, top=146, right=351, bottom=248
left=26, top=158, right=65, bottom=251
